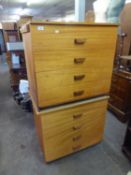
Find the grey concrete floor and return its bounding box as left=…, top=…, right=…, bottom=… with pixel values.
left=0, top=56, right=131, bottom=175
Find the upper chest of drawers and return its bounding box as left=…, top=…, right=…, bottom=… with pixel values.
left=29, top=23, right=117, bottom=72
left=22, top=22, right=118, bottom=108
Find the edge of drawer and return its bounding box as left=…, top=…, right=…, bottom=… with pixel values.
left=32, top=95, right=109, bottom=115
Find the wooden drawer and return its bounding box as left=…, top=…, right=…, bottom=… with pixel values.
left=36, top=79, right=110, bottom=108
left=31, top=26, right=116, bottom=73
left=42, top=99, right=107, bottom=137
left=34, top=96, right=108, bottom=162
left=109, top=94, right=125, bottom=111
left=43, top=106, right=106, bottom=161
left=36, top=68, right=112, bottom=90
left=34, top=50, right=114, bottom=72
left=110, top=85, right=126, bottom=100
left=35, top=69, right=111, bottom=108
left=34, top=51, right=114, bottom=74
left=31, top=25, right=116, bottom=51
left=109, top=93, right=131, bottom=113
left=112, top=74, right=128, bottom=88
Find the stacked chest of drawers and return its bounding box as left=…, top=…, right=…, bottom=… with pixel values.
left=21, top=21, right=117, bottom=162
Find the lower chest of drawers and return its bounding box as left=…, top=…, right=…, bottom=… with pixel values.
left=33, top=97, right=108, bottom=162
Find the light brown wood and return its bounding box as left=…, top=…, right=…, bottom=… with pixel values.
left=35, top=68, right=112, bottom=88
left=21, top=21, right=118, bottom=32
left=22, top=22, right=117, bottom=162
left=22, top=22, right=117, bottom=108
left=33, top=98, right=108, bottom=162
left=34, top=50, right=115, bottom=72
left=31, top=25, right=116, bottom=52
left=22, top=33, right=38, bottom=105
left=36, top=76, right=110, bottom=107
left=33, top=109, right=44, bottom=153
left=20, top=22, right=117, bottom=162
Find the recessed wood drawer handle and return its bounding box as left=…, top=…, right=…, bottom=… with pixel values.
left=74, top=58, right=86, bottom=64
left=74, top=38, right=86, bottom=44
left=72, top=126, right=81, bottom=130
left=72, top=145, right=81, bottom=151
left=73, top=114, right=83, bottom=119
left=74, top=75, right=85, bottom=81
left=74, top=90, right=84, bottom=96
left=73, top=135, right=82, bottom=141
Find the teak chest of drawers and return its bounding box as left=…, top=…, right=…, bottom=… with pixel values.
left=33, top=96, right=108, bottom=162
left=21, top=22, right=117, bottom=109
left=21, top=21, right=117, bottom=162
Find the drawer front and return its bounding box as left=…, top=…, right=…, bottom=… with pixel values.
left=42, top=100, right=107, bottom=135
left=109, top=94, right=125, bottom=111
left=36, top=69, right=112, bottom=89
left=36, top=69, right=111, bottom=107
left=34, top=50, right=114, bottom=72
left=41, top=99, right=107, bottom=161
left=31, top=26, right=116, bottom=72
left=37, top=80, right=110, bottom=108
left=31, top=25, right=116, bottom=51
left=112, top=74, right=128, bottom=89
left=110, top=85, right=126, bottom=100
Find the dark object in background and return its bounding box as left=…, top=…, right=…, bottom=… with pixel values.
left=21, top=94, right=33, bottom=112
left=109, top=71, right=131, bottom=123
left=108, top=32, right=131, bottom=123
left=0, top=30, right=6, bottom=53
left=122, top=118, right=131, bottom=161
left=120, top=3, right=131, bottom=55
left=13, top=92, right=32, bottom=112
left=2, top=22, right=28, bottom=95
left=108, top=3, right=131, bottom=123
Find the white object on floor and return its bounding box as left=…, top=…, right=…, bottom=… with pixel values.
left=19, top=80, right=29, bottom=94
